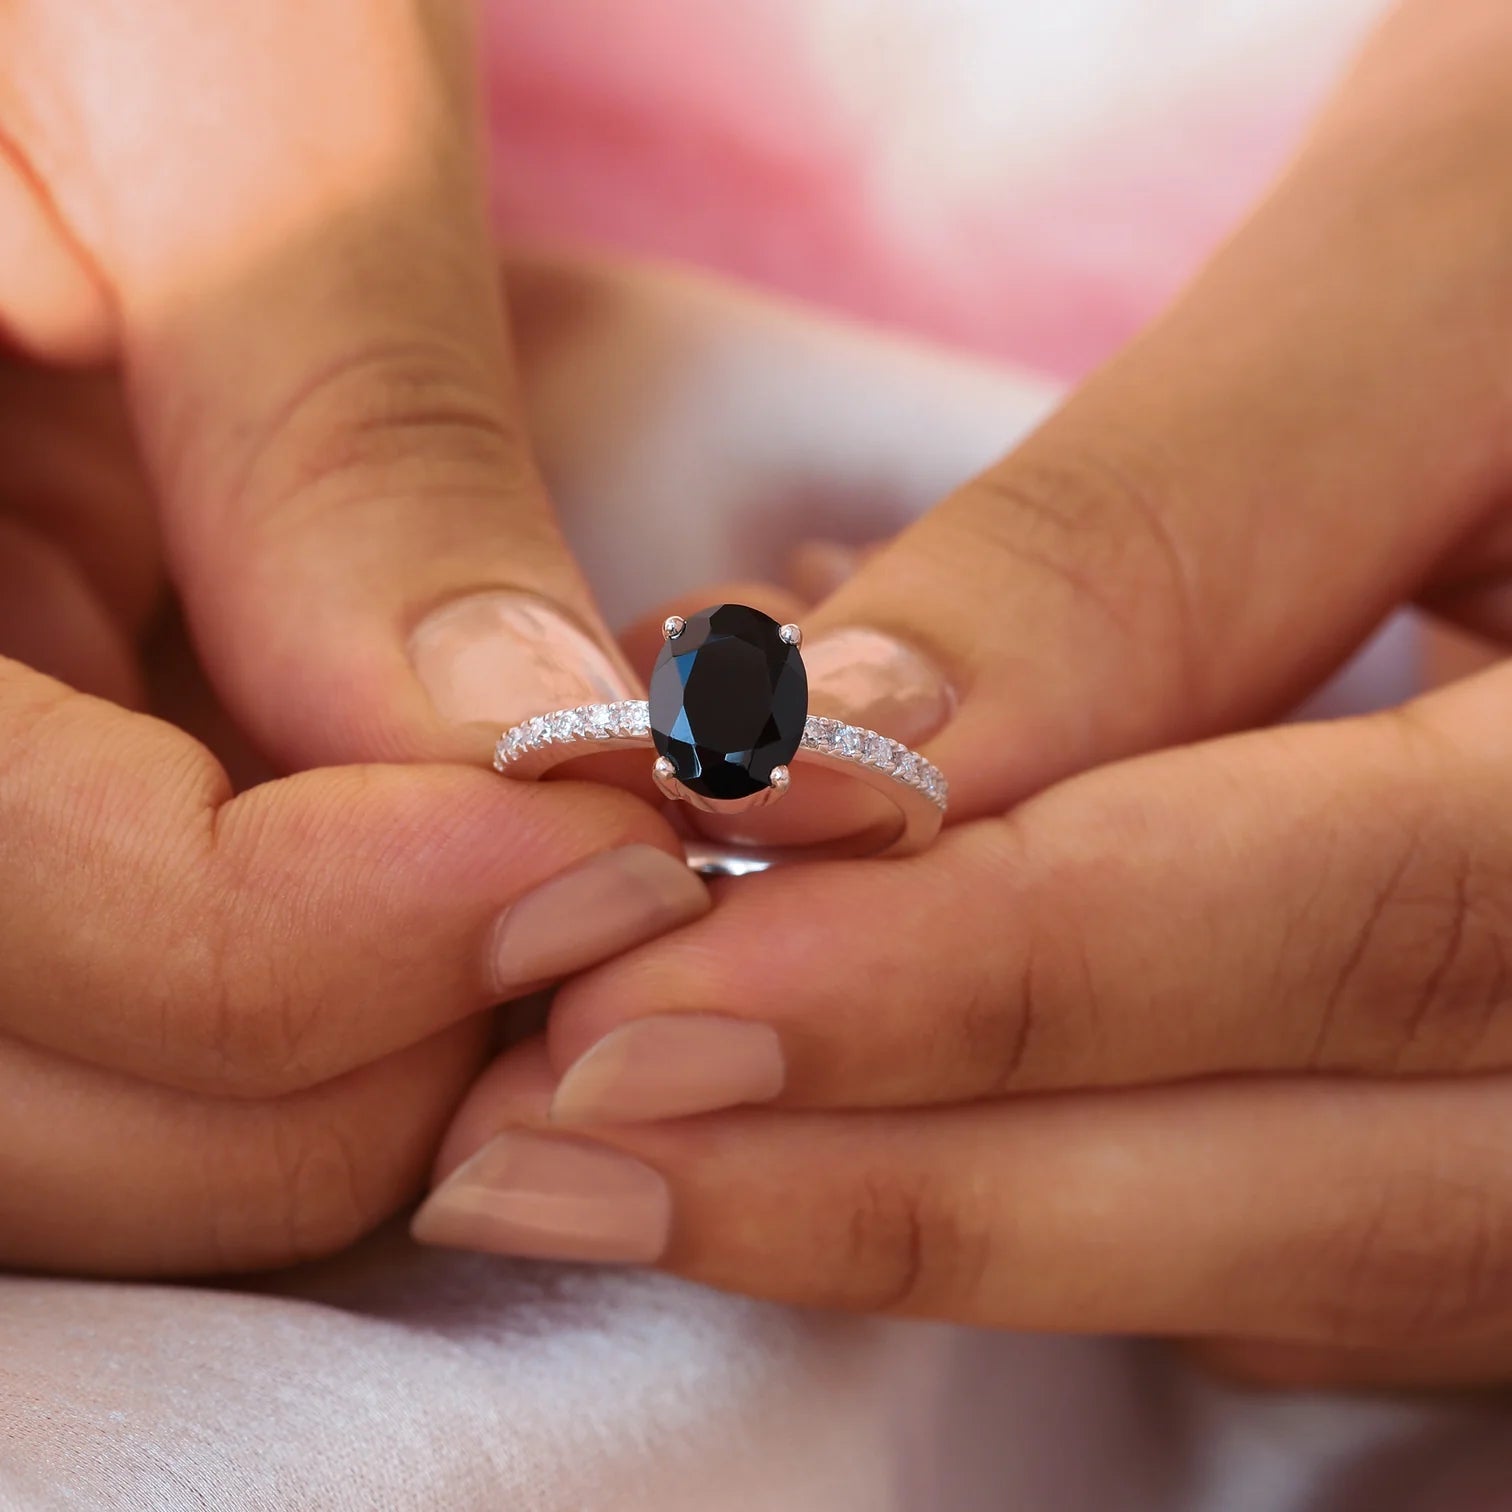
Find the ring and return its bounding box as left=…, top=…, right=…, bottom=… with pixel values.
left=494, top=603, right=948, bottom=875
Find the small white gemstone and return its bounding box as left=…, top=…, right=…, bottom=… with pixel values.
left=503, top=727, right=527, bottom=762
left=548, top=710, right=578, bottom=741
left=802, top=716, right=836, bottom=751
left=833, top=724, right=864, bottom=759
left=621, top=702, right=650, bottom=736
left=864, top=732, right=894, bottom=768
left=525, top=715, right=549, bottom=747
left=892, top=750, right=920, bottom=786
left=586, top=704, right=614, bottom=738
left=919, top=765, right=948, bottom=806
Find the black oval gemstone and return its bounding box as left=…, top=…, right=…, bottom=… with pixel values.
left=649, top=604, right=808, bottom=801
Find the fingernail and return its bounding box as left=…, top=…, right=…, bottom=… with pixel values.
left=552, top=1014, right=785, bottom=1126
left=412, top=1130, right=671, bottom=1264
left=409, top=589, right=634, bottom=728
left=802, top=627, right=954, bottom=747
left=490, top=844, right=709, bottom=996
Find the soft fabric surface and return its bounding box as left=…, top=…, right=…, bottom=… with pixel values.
left=0, top=1235, right=953, bottom=1510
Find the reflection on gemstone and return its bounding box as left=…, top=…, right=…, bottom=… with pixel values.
left=649, top=604, right=808, bottom=801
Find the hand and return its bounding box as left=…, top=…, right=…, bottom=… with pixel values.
left=0, top=3, right=712, bottom=1275
left=417, top=0, right=1512, bottom=1388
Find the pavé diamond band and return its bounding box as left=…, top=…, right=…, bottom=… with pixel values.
left=494, top=603, right=947, bottom=874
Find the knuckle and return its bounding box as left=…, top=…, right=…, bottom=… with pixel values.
left=959, top=438, right=1200, bottom=691
left=174, top=778, right=386, bottom=1098
left=1391, top=854, right=1512, bottom=1073
left=1304, top=1166, right=1512, bottom=1349
left=954, top=813, right=1096, bottom=1096
left=840, top=1162, right=990, bottom=1318
left=210, top=338, right=532, bottom=534
left=952, top=933, right=1040, bottom=1098
left=158, top=865, right=329, bottom=1098
left=187, top=954, right=324, bottom=1099
left=185, top=1029, right=479, bottom=1274
left=268, top=1116, right=377, bottom=1265
left=205, top=1111, right=384, bottom=1272
left=1310, top=754, right=1512, bottom=1075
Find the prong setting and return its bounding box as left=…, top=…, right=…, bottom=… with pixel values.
left=652, top=755, right=682, bottom=802
left=650, top=752, right=793, bottom=813
left=778, top=622, right=803, bottom=649
left=662, top=615, right=686, bottom=641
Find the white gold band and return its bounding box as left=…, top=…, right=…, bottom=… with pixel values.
left=494, top=700, right=946, bottom=871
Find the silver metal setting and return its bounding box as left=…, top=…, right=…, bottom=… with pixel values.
left=494, top=700, right=946, bottom=868
left=778, top=622, right=803, bottom=648
left=651, top=752, right=790, bottom=814
left=662, top=615, right=686, bottom=640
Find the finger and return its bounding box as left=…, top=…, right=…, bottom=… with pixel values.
left=0, top=517, right=141, bottom=704
left=1186, top=1336, right=1512, bottom=1392
left=782, top=540, right=874, bottom=604
left=0, top=141, right=112, bottom=362
left=418, top=1067, right=1512, bottom=1352
left=0, top=360, right=161, bottom=637
left=784, top=3, right=1512, bottom=819
left=537, top=660, right=1512, bottom=1123
left=6, top=4, right=634, bottom=769
left=0, top=657, right=706, bottom=1097
left=0, top=1019, right=484, bottom=1277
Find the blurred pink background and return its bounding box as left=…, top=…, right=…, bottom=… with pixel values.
left=482, top=0, right=1383, bottom=378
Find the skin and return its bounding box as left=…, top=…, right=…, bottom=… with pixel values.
left=10, top=0, right=1512, bottom=1397
left=0, top=1, right=692, bottom=1274
left=438, top=0, right=1512, bottom=1389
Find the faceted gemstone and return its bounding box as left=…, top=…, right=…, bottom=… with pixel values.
left=650, top=604, right=808, bottom=800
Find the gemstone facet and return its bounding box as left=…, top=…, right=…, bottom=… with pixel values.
left=649, top=604, right=808, bottom=801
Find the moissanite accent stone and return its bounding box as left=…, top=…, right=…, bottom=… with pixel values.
left=650, top=604, right=808, bottom=801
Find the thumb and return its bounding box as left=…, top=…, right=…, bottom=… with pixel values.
left=19, top=1, right=632, bottom=767
left=791, top=1, right=1512, bottom=819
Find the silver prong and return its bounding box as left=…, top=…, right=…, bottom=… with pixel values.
left=778, top=622, right=803, bottom=649
left=768, top=764, right=791, bottom=795
left=662, top=615, right=686, bottom=641
left=652, top=755, right=682, bottom=802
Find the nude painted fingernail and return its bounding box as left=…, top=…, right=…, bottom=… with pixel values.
left=801, top=627, right=954, bottom=747
left=409, top=589, right=634, bottom=728
left=551, top=1014, right=786, bottom=1126
left=490, top=844, right=709, bottom=996
left=412, top=1130, right=671, bottom=1264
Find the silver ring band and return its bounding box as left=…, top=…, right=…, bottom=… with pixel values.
left=494, top=700, right=946, bottom=874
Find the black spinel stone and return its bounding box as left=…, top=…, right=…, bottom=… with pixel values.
left=650, top=604, right=808, bottom=801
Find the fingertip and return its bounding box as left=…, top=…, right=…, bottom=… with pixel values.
left=783, top=539, right=868, bottom=603
left=429, top=1038, right=558, bottom=1184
